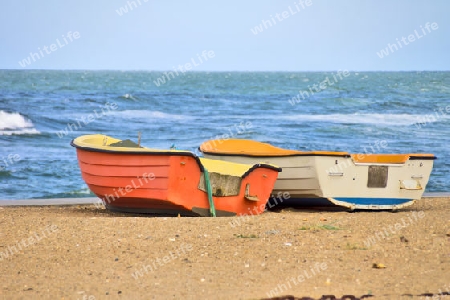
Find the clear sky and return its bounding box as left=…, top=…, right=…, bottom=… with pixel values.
left=1, top=0, right=449, bottom=71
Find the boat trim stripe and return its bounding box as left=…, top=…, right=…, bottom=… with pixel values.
left=199, top=150, right=351, bottom=158
left=408, top=156, right=437, bottom=160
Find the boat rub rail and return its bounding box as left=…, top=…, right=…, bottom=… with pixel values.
left=71, top=135, right=281, bottom=178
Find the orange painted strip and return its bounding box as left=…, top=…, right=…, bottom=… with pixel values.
left=81, top=172, right=169, bottom=189
left=76, top=150, right=171, bottom=166
left=200, top=139, right=348, bottom=157
left=79, top=162, right=170, bottom=177
left=351, top=153, right=436, bottom=164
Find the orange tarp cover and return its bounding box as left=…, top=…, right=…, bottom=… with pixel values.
left=200, top=139, right=349, bottom=157
left=200, top=139, right=436, bottom=163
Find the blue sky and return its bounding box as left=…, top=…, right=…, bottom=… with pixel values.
left=1, top=0, right=449, bottom=71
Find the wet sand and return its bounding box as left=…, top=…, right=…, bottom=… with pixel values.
left=0, top=197, right=449, bottom=299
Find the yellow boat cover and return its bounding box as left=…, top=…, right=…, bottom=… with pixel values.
left=200, top=139, right=436, bottom=163
left=200, top=139, right=348, bottom=157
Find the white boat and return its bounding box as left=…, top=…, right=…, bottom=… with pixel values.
left=199, top=139, right=436, bottom=210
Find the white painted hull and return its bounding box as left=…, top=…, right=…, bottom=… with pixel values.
left=201, top=153, right=435, bottom=210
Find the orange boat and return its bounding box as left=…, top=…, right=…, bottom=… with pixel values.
left=71, top=134, right=281, bottom=217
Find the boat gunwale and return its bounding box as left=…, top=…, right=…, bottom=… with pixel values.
left=71, top=140, right=282, bottom=179
left=199, top=150, right=352, bottom=158
left=199, top=139, right=437, bottom=161
left=200, top=150, right=437, bottom=161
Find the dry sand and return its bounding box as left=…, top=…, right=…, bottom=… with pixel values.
left=0, top=197, right=449, bottom=300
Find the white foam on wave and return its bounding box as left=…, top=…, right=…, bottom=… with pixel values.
left=111, top=110, right=194, bottom=121
left=283, top=113, right=446, bottom=126
left=121, top=94, right=137, bottom=101
left=0, top=110, right=40, bottom=135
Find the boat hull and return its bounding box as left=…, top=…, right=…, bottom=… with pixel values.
left=72, top=135, right=280, bottom=216
left=200, top=140, right=436, bottom=210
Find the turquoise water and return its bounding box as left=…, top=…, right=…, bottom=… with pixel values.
left=0, top=70, right=449, bottom=200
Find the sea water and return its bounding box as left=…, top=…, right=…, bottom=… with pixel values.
left=0, top=70, right=449, bottom=200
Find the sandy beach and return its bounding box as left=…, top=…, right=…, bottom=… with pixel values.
left=0, top=197, right=449, bottom=300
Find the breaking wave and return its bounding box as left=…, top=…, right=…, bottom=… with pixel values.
left=0, top=110, right=40, bottom=135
